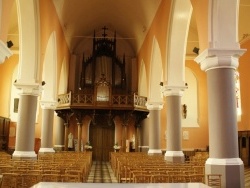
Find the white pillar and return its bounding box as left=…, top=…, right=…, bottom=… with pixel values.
left=195, top=49, right=245, bottom=188
left=147, top=102, right=163, bottom=155
left=163, top=87, right=185, bottom=163
left=12, top=0, right=40, bottom=159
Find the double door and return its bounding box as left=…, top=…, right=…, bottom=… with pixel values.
left=89, top=124, right=115, bottom=161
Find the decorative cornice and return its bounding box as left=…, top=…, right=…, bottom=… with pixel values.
left=194, top=48, right=246, bottom=71
left=0, top=40, right=13, bottom=63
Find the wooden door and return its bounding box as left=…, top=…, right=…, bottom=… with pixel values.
left=89, top=116, right=115, bottom=161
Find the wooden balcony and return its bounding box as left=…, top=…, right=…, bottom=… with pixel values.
left=56, top=91, right=148, bottom=112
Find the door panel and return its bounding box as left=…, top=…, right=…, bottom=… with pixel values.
left=89, top=117, right=114, bottom=161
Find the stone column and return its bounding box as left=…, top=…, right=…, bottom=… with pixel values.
left=195, top=49, right=245, bottom=188
left=54, top=116, right=65, bottom=151
left=140, top=117, right=149, bottom=153
left=135, top=125, right=141, bottom=152
left=64, top=122, right=69, bottom=151
left=147, top=102, right=163, bottom=155
left=39, top=106, right=55, bottom=154
left=77, top=123, right=83, bottom=152
left=12, top=94, right=38, bottom=159
left=163, top=87, right=185, bottom=163
left=122, top=124, right=127, bottom=152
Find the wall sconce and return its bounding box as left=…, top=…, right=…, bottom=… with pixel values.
left=41, top=81, right=46, bottom=86
left=182, top=104, right=187, bottom=119
left=159, top=82, right=163, bottom=86
left=193, top=47, right=199, bottom=55
left=7, top=40, right=13, bottom=48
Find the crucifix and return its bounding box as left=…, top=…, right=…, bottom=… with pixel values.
left=102, top=26, right=108, bottom=38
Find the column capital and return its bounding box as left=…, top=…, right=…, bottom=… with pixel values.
left=195, top=48, right=246, bottom=71
left=40, top=100, right=57, bottom=109
left=146, top=101, right=163, bottom=110
left=14, top=82, right=42, bottom=96
left=163, top=85, right=187, bottom=97
left=0, top=40, right=13, bottom=63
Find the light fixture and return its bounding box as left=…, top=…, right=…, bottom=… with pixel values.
left=41, top=81, right=46, bottom=86
left=193, top=47, right=199, bottom=55
left=7, top=41, right=13, bottom=48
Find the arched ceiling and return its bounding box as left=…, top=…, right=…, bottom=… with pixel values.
left=6, top=0, right=250, bottom=57
left=52, top=0, right=162, bottom=54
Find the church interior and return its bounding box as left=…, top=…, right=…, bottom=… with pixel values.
left=1, top=0, right=250, bottom=187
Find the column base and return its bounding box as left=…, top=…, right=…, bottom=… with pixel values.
left=39, top=147, right=55, bottom=154
left=138, top=146, right=149, bottom=153
left=148, top=149, right=162, bottom=155
left=205, top=158, right=244, bottom=188
left=164, top=151, right=185, bottom=163
left=54, top=145, right=64, bottom=151
left=12, top=151, right=37, bottom=160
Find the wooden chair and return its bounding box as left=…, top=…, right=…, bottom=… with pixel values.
left=61, top=174, right=81, bottom=182
left=151, top=174, right=170, bottom=183
left=21, top=174, right=41, bottom=188
left=207, top=174, right=222, bottom=188
left=1, top=173, right=20, bottom=188
left=65, top=169, right=83, bottom=182
left=171, top=174, right=190, bottom=183
left=41, top=174, right=60, bottom=182
left=133, top=174, right=152, bottom=183
left=190, top=174, right=205, bottom=183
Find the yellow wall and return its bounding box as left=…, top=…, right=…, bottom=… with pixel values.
left=0, top=55, right=18, bottom=117
left=238, top=40, right=250, bottom=131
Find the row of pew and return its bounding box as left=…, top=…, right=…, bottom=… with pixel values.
left=110, top=151, right=219, bottom=185
left=0, top=151, right=92, bottom=188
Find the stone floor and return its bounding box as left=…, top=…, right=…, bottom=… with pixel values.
left=86, top=161, right=250, bottom=187
left=87, top=161, right=118, bottom=183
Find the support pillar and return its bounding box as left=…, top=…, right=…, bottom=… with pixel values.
left=122, top=124, right=127, bottom=152
left=147, top=102, right=163, bottom=155
left=39, top=107, right=55, bottom=154
left=195, top=49, right=245, bottom=188
left=163, top=89, right=185, bottom=163
left=64, top=122, right=69, bottom=151
left=77, top=123, right=83, bottom=152
left=12, top=94, right=38, bottom=159
left=54, top=116, right=65, bottom=151
left=135, top=125, right=140, bottom=152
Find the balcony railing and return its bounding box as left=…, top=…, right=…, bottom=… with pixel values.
left=57, top=92, right=147, bottom=110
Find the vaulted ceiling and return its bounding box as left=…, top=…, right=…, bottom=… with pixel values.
left=7, top=0, right=250, bottom=57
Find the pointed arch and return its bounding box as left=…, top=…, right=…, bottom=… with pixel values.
left=41, top=31, right=57, bottom=102
left=165, top=0, right=192, bottom=87
left=58, top=57, right=68, bottom=94
left=138, top=60, right=147, bottom=97
left=148, top=36, right=163, bottom=102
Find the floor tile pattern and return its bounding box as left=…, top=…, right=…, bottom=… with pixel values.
left=245, top=167, right=250, bottom=187
left=87, top=161, right=118, bottom=183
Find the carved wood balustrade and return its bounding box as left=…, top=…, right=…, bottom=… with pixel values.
left=57, top=92, right=147, bottom=111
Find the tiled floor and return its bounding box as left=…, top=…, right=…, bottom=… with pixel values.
left=245, top=167, right=250, bottom=187
left=87, top=161, right=118, bottom=183
left=87, top=161, right=250, bottom=187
